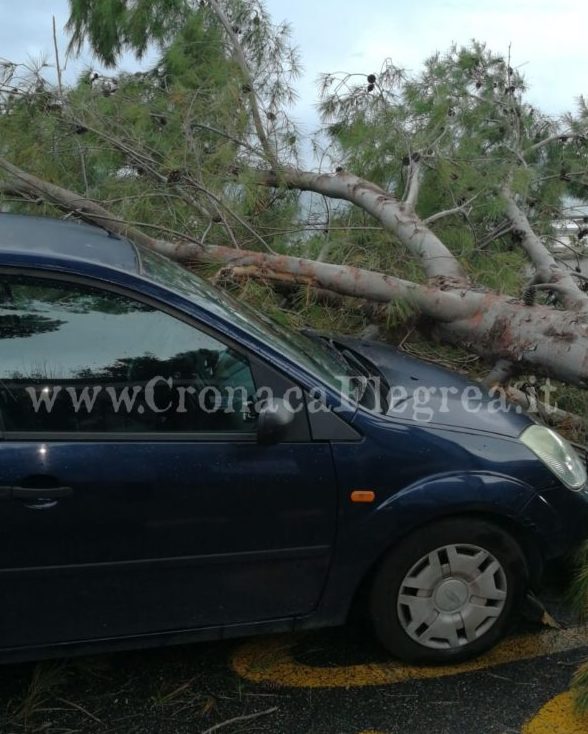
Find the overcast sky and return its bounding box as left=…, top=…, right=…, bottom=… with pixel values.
left=1, top=0, right=587, bottom=135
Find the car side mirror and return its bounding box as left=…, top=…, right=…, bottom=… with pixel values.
left=257, top=398, right=295, bottom=445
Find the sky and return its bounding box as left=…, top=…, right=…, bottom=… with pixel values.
left=1, top=0, right=587, bottom=135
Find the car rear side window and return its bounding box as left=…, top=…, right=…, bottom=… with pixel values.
left=0, top=275, right=257, bottom=434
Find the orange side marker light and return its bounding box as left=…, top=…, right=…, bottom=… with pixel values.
left=350, top=490, right=376, bottom=503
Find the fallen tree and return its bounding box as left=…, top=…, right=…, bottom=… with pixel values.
left=2, top=158, right=588, bottom=388
left=2, top=2, right=588, bottom=392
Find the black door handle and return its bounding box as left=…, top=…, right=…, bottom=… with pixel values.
left=4, top=486, right=73, bottom=500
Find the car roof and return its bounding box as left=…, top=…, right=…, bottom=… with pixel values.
left=0, top=213, right=140, bottom=273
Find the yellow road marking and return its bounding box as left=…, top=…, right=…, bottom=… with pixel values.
left=232, top=627, right=588, bottom=689
left=523, top=691, right=588, bottom=734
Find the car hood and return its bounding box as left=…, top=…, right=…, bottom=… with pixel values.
left=331, top=336, right=532, bottom=438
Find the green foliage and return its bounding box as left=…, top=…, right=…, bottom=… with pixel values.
left=318, top=40, right=585, bottom=278
left=468, top=245, right=528, bottom=295
left=4, top=9, right=588, bottom=354
left=1, top=1, right=304, bottom=259
left=67, top=0, right=192, bottom=66
left=385, top=297, right=416, bottom=329
left=220, top=273, right=371, bottom=337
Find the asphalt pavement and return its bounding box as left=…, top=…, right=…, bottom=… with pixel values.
left=1, top=586, right=587, bottom=734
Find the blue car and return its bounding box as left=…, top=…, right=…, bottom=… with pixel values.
left=0, top=213, right=586, bottom=665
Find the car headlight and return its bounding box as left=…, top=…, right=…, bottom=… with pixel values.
left=520, top=425, right=587, bottom=491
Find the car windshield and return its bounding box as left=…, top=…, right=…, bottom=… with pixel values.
left=139, top=248, right=358, bottom=397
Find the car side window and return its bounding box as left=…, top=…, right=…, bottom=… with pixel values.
left=0, top=275, right=257, bottom=434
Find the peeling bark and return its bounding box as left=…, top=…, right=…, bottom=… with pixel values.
left=435, top=296, right=588, bottom=386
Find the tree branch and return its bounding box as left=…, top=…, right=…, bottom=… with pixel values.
left=69, top=115, right=278, bottom=254
left=424, top=192, right=481, bottom=226
left=0, top=155, right=191, bottom=255
left=51, top=15, right=64, bottom=100
left=207, top=260, right=470, bottom=320
left=502, top=187, right=588, bottom=311
left=256, top=167, right=467, bottom=282
left=190, top=121, right=257, bottom=155
left=206, top=0, right=279, bottom=170
left=526, top=131, right=583, bottom=153
left=404, top=158, right=423, bottom=210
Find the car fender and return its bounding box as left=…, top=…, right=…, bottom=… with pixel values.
left=305, top=472, right=540, bottom=628
left=374, top=470, right=535, bottom=527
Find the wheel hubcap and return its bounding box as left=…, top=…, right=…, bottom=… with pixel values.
left=397, top=543, right=508, bottom=650
left=434, top=578, right=469, bottom=612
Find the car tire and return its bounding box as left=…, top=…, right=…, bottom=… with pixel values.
left=369, top=517, right=528, bottom=664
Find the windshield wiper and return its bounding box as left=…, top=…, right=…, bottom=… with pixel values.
left=336, top=346, right=390, bottom=413
left=338, top=348, right=371, bottom=400
left=301, top=330, right=388, bottom=408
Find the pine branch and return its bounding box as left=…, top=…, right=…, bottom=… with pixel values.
left=206, top=0, right=279, bottom=170
left=502, top=186, right=588, bottom=311
left=51, top=16, right=63, bottom=99
left=526, top=131, right=584, bottom=153
left=424, top=193, right=481, bottom=226
left=404, top=158, right=423, bottom=210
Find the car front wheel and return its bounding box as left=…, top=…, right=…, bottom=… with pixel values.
left=369, top=518, right=528, bottom=664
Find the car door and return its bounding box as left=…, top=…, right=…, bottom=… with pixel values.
left=0, top=271, right=338, bottom=650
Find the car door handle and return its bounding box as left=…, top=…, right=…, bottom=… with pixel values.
left=5, top=486, right=74, bottom=500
